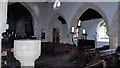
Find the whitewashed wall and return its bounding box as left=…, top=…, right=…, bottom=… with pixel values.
left=8, top=2, right=118, bottom=46
left=81, top=19, right=109, bottom=48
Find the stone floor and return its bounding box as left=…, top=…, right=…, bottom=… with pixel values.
left=35, top=54, right=77, bottom=68
left=2, top=52, right=78, bottom=68
left=2, top=46, right=120, bottom=68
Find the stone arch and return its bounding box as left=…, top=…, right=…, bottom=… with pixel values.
left=8, top=2, right=37, bottom=36
left=70, top=2, right=109, bottom=32
left=47, top=12, right=69, bottom=43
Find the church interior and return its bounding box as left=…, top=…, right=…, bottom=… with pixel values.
left=1, top=0, right=120, bottom=68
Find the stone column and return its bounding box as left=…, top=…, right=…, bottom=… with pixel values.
left=108, top=15, right=118, bottom=49
left=109, top=35, right=118, bottom=49
left=0, top=0, right=8, bottom=67
left=108, top=22, right=118, bottom=49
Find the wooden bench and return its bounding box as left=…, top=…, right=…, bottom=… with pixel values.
left=84, top=60, right=106, bottom=68
left=41, top=42, right=76, bottom=55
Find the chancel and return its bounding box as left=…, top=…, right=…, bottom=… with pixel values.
left=1, top=0, right=120, bottom=68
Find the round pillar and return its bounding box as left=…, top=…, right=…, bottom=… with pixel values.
left=109, top=35, right=118, bottom=49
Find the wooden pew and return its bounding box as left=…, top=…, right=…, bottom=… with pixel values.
left=84, top=60, right=106, bottom=68
left=41, top=42, right=76, bottom=56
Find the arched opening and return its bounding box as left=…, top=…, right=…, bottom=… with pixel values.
left=73, top=6, right=110, bottom=67
left=80, top=8, right=102, bottom=21
left=51, top=16, right=68, bottom=43
left=70, top=3, right=109, bottom=31
left=96, top=21, right=109, bottom=48
left=2, top=2, right=35, bottom=48
left=76, top=8, right=109, bottom=48
left=52, top=16, right=67, bottom=43
left=97, top=21, right=109, bottom=40
left=1, top=2, right=36, bottom=67
left=7, top=2, right=34, bottom=39
left=52, top=28, right=60, bottom=43
left=48, top=13, right=69, bottom=43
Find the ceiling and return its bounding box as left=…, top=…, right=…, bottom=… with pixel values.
left=79, top=8, right=102, bottom=21
left=8, top=3, right=102, bottom=22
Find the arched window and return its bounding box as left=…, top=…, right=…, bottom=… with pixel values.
left=97, top=21, right=109, bottom=40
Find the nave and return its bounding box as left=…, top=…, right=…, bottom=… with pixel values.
left=0, top=1, right=120, bottom=68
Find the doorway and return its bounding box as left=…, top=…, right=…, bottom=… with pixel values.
left=52, top=28, right=60, bottom=43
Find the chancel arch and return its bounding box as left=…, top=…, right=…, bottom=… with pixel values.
left=71, top=7, right=110, bottom=48
left=69, top=3, right=111, bottom=48
left=70, top=2, right=109, bottom=32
